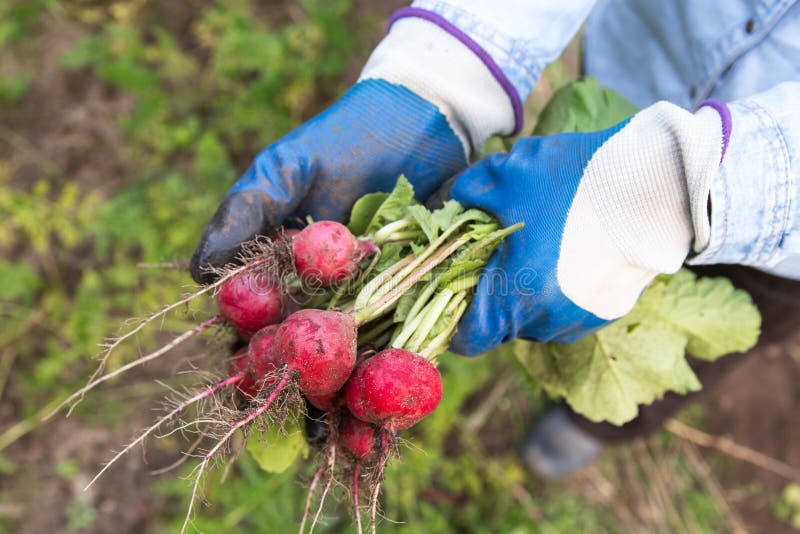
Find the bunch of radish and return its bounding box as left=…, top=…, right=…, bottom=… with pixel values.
left=47, top=177, right=521, bottom=533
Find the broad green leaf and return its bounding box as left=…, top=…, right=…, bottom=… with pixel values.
left=562, top=317, right=700, bottom=425
left=514, top=270, right=758, bottom=425
left=637, top=271, right=761, bottom=360
left=513, top=341, right=566, bottom=397
left=364, top=175, right=416, bottom=235
left=347, top=191, right=389, bottom=235
left=515, top=318, right=701, bottom=425
left=533, top=77, right=638, bottom=136
left=246, top=418, right=308, bottom=474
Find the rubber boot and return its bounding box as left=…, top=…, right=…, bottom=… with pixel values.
left=520, top=405, right=603, bottom=479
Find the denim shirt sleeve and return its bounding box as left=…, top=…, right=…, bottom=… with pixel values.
left=689, top=81, right=800, bottom=280
left=404, top=1, right=595, bottom=106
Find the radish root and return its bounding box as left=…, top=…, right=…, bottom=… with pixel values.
left=85, top=372, right=246, bottom=490
left=353, top=462, right=363, bottom=534
left=300, top=460, right=328, bottom=534
left=369, top=430, right=392, bottom=534
left=309, top=443, right=337, bottom=534
left=61, top=238, right=290, bottom=420
left=47, top=316, right=222, bottom=421
left=181, top=367, right=292, bottom=534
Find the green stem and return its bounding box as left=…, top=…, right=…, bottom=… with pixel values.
left=443, top=291, right=467, bottom=317
left=443, top=273, right=481, bottom=294
left=355, top=234, right=469, bottom=325
left=379, top=230, right=425, bottom=243
left=326, top=288, right=345, bottom=311
left=419, top=299, right=468, bottom=360
left=354, top=255, right=414, bottom=311
left=403, top=276, right=441, bottom=327
left=338, top=299, right=355, bottom=314
left=365, top=211, right=486, bottom=307
left=391, top=300, right=430, bottom=349
left=373, top=219, right=419, bottom=245
left=406, top=289, right=454, bottom=353
left=365, top=231, right=467, bottom=310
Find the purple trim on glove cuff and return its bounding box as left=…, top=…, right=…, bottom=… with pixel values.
left=699, top=99, right=732, bottom=163
left=388, top=7, right=523, bottom=136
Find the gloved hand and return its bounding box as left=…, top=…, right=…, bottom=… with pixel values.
left=190, top=15, right=516, bottom=283
left=447, top=100, right=731, bottom=355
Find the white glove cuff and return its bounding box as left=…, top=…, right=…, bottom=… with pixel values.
left=359, top=17, right=515, bottom=159
left=687, top=106, right=726, bottom=253
left=583, top=102, right=723, bottom=275
left=557, top=103, right=723, bottom=320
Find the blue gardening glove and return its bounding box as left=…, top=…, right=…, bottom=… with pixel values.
left=448, top=100, right=731, bottom=355
left=190, top=15, right=516, bottom=283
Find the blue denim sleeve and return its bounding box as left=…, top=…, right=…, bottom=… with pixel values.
left=689, top=82, right=800, bottom=280
left=408, top=0, right=595, bottom=102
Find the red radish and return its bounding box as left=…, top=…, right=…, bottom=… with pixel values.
left=229, top=325, right=279, bottom=398
left=293, top=221, right=376, bottom=286
left=274, top=309, right=357, bottom=396
left=217, top=270, right=284, bottom=335
left=343, top=348, right=442, bottom=431
left=305, top=391, right=338, bottom=411
left=339, top=412, right=378, bottom=461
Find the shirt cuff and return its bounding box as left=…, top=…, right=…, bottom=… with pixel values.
left=689, top=96, right=794, bottom=271
left=409, top=0, right=594, bottom=112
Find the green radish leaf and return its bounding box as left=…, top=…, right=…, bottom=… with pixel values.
left=246, top=418, right=308, bottom=474
left=514, top=341, right=566, bottom=398
left=348, top=192, right=389, bottom=235
left=407, top=204, right=438, bottom=243
left=431, top=200, right=464, bottom=233
left=405, top=201, right=466, bottom=244
left=516, top=317, right=701, bottom=425
left=364, top=175, right=416, bottom=235
left=454, top=209, right=493, bottom=227
left=533, top=77, right=638, bottom=136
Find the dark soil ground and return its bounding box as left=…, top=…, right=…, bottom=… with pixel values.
left=703, top=341, right=800, bottom=533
